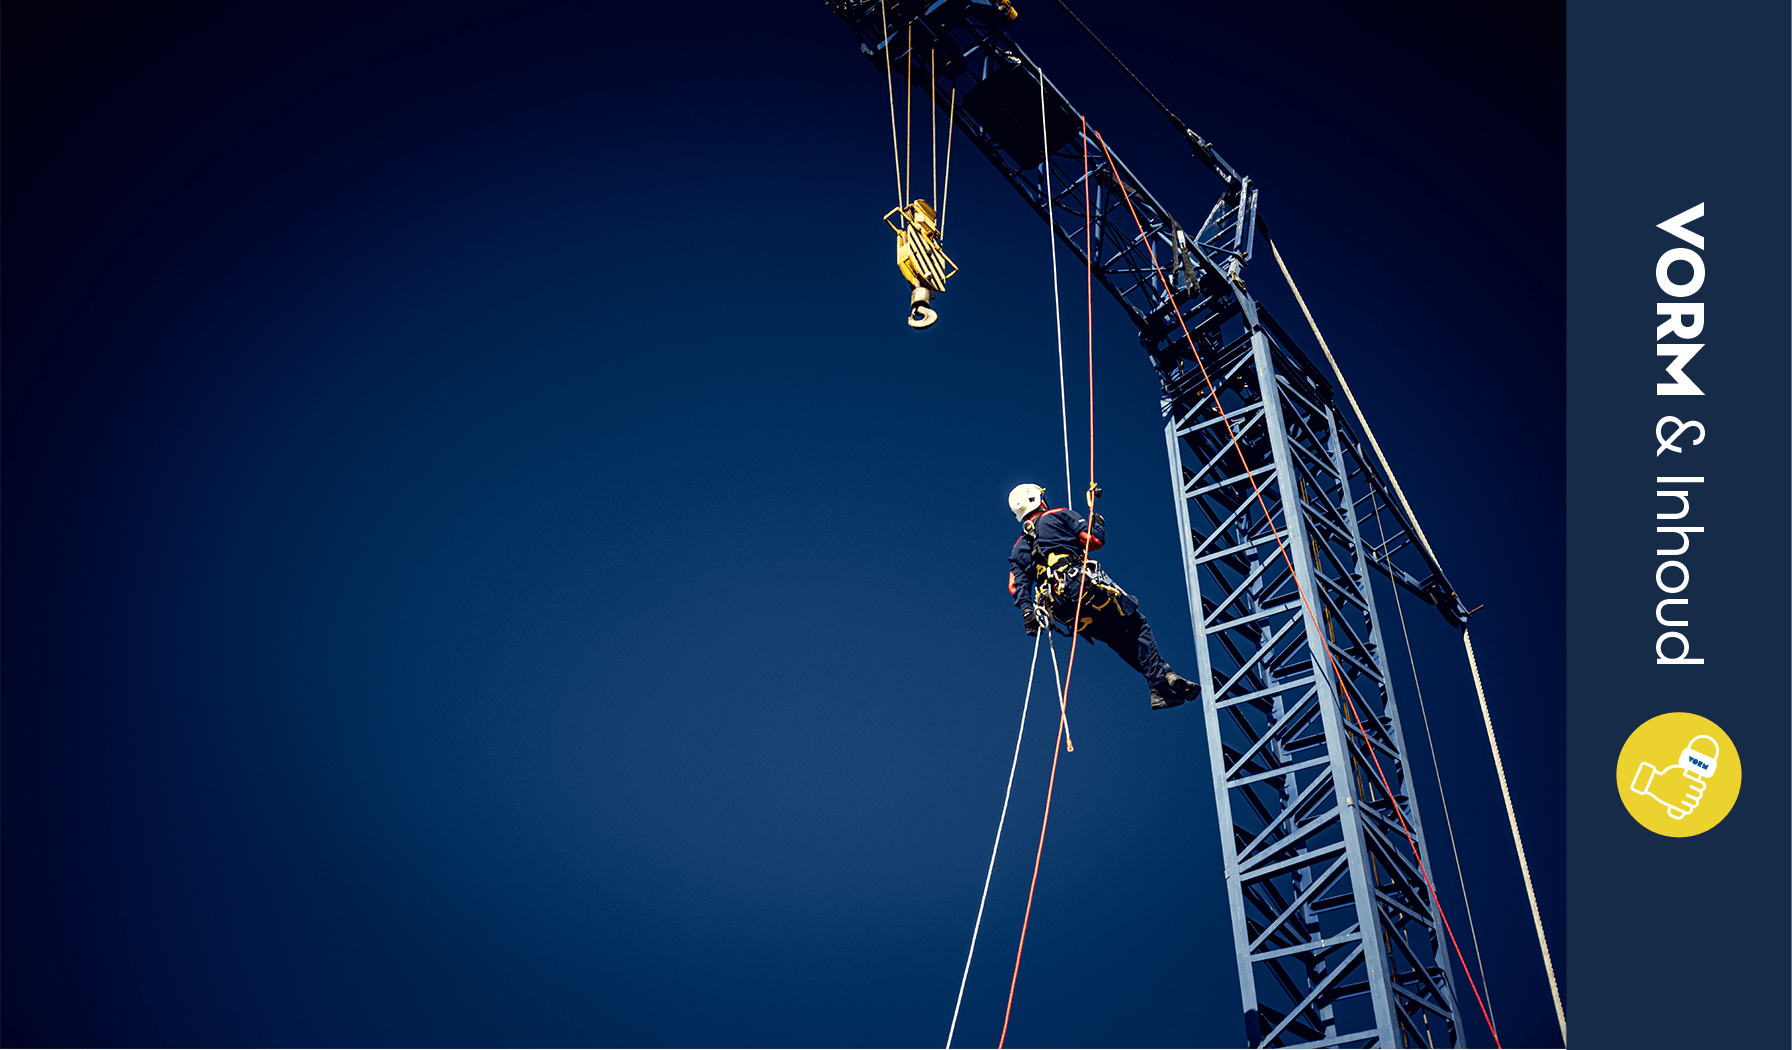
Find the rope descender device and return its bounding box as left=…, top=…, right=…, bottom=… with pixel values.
left=885, top=199, right=957, bottom=329
left=1085, top=481, right=1101, bottom=508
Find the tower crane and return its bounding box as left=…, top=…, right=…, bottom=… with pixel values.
left=832, top=2, right=1499, bottom=1046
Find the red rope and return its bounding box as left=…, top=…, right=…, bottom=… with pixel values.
left=1091, top=127, right=1500, bottom=1048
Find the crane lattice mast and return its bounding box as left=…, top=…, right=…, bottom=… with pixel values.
left=832, top=2, right=1478, bottom=1047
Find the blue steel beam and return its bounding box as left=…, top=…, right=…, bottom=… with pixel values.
left=831, top=3, right=1469, bottom=1045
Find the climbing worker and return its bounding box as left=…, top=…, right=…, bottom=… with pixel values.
left=1005, top=483, right=1198, bottom=709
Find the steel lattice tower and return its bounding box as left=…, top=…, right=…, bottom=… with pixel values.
left=834, top=3, right=1477, bottom=1045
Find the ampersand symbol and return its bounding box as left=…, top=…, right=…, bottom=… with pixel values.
left=1656, top=416, right=1706, bottom=457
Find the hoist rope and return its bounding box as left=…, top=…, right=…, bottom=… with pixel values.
left=931, top=49, right=938, bottom=213
left=905, top=22, right=913, bottom=205
left=946, top=628, right=1045, bottom=1050
left=1092, top=128, right=1502, bottom=1047
left=1373, top=503, right=1498, bottom=1037
left=879, top=2, right=902, bottom=211
left=1268, top=237, right=1566, bottom=1046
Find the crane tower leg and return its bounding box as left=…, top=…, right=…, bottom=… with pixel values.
left=1164, top=287, right=1464, bottom=1048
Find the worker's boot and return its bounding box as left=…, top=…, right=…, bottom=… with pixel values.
left=1150, top=670, right=1196, bottom=709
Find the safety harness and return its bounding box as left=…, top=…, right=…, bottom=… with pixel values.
left=1022, top=512, right=1128, bottom=634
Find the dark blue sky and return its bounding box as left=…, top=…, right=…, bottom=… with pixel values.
left=3, top=2, right=1564, bottom=1046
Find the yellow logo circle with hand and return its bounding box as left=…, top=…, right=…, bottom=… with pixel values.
left=1616, top=712, right=1740, bottom=837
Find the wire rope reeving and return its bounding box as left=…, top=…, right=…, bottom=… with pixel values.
left=945, top=629, right=1045, bottom=1050
left=1092, top=127, right=1502, bottom=1047
left=1269, top=235, right=1566, bottom=1046
left=880, top=1, right=902, bottom=212
left=1372, top=499, right=1498, bottom=1038
left=905, top=21, right=913, bottom=206
left=931, top=48, right=937, bottom=210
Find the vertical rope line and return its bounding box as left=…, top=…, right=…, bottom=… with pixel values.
left=1372, top=499, right=1498, bottom=1037
left=1083, top=117, right=1094, bottom=487
left=946, top=630, right=1045, bottom=1049
left=931, top=48, right=938, bottom=207
left=941, top=87, right=956, bottom=237
left=1465, top=629, right=1567, bottom=1045
left=1041, top=69, right=1071, bottom=509
left=905, top=22, right=913, bottom=206
left=999, top=636, right=1069, bottom=1049
left=999, top=83, right=1098, bottom=1048
left=880, top=1, right=902, bottom=212
left=1040, top=68, right=1080, bottom=755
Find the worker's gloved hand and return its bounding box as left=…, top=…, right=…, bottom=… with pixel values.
left=1090, top=513, right=1104, bottom=527
left=1021, top=605, right=1042, bottom=636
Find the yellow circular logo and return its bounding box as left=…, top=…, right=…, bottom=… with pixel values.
left=1616, top=712, right=1740, bottom=837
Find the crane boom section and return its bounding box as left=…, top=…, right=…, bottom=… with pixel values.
left=832, top=0, right=1469, bottom=628
left=835, top=5, right=1473, bottom=1045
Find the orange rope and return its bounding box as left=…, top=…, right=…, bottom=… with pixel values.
left=999, top=704, right=1065, bottom=1049
left=1000, top=126, right=1105, bottom=1047
left=1091, top=127, right=1500, bottom=1048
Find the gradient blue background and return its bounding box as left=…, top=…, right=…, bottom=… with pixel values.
left=3, top=2, right=1564, bottom=1046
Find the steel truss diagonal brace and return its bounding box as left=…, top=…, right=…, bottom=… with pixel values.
left=1169, top=281, right=1463, bottom=1048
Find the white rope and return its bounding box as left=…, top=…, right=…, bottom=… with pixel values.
left=1267, top=238, right=1441, bottom=571
left=1046, top=629, right=1072, bottom=747
left=1268, top=236, right=1566, bottom=1045
left=1041, top=68, right=1072, bottom=507
left=905, top=22, right=913, bottom=206
left=940, top=86, right=956, bottom=238
left=1464, top=630, right=1566, bottom=1045
left=946, top=629, right=1044, bottom=1049
left=948, top=78, right=1082, bottom=1047
left=880, top=1, right=902, bottom=212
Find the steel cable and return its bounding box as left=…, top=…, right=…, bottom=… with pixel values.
left=1270, top=236, right=1566, bottom=1046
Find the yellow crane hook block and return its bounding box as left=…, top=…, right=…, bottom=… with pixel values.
left=884, top=199, right=957, bottom=329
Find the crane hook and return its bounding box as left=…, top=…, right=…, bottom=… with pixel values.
left=908, top=285, right=939, bottom=329
left=887, top=201, right=956, bottom=332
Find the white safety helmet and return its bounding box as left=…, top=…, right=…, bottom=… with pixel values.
left=1008, top=483, right=1046, bottom=522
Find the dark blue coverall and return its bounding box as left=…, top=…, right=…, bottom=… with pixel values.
left=1007, top=505, right=1172, bottom=684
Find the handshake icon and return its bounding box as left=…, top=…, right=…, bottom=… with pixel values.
left=1629, top=735, right=1721, bottom=820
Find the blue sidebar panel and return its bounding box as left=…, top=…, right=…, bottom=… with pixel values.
left=1568, top=1, right=1791, bottom=1046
